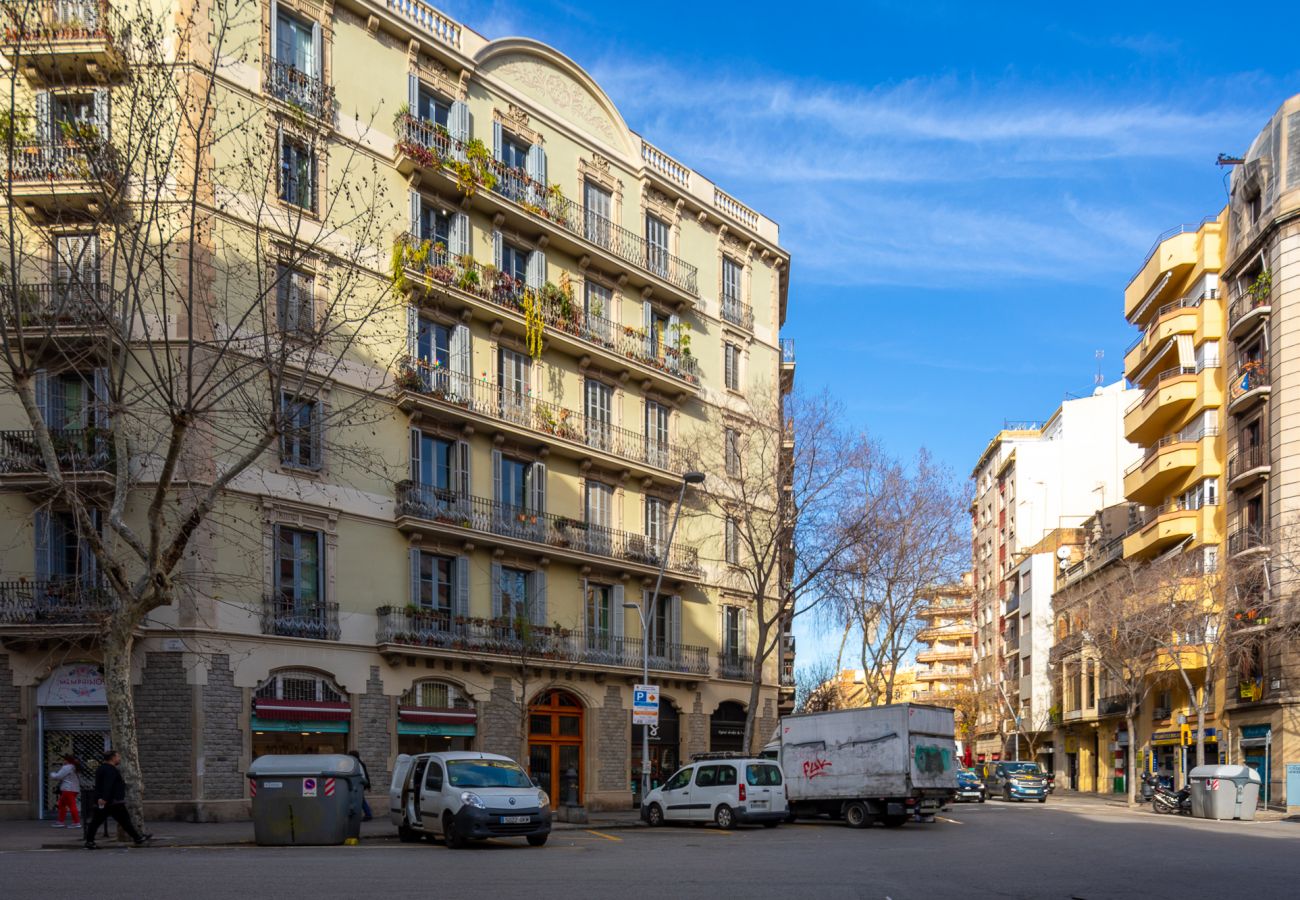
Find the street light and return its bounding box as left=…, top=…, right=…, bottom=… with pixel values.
left=624, top=470, right=704, bottom=805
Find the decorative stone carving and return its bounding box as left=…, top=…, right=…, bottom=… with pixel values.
left=590, top=151, right=610, bottom=173
left=490, top=55, right=618, bottom=145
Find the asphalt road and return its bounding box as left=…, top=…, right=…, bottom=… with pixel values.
left=5, top=797, right=1296, bottom=899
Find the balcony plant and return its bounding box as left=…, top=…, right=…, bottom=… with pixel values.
left=454, top=258, right=480, bottom=293
left=522, top=290, right=544, bottom=359
left=1247, top=269, right=1272, bottom=303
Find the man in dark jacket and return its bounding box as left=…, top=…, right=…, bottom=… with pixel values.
left=348, top=750, right=373, bottom=821
left=84, top=751, right=151, bottom=849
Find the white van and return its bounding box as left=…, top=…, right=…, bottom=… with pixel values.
left=641, top=755, right=787, bottom=828
left=389, top=751, right=552, bottom=847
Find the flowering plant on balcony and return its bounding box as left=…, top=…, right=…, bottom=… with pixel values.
left=394, top=357, right=423, bottom=392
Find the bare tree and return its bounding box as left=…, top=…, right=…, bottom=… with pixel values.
left=681, top=386, right=870, bottom=753
left=793, top=656, right=843, bottom=713
left=824, top=450, right=967, bottom=706
left=2, top=1, right=398, bottom=827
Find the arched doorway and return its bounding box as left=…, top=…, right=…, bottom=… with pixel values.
left=528, top=690, right=584, bottom=808
left=251, top=669, right=350, bottom=756
left=631, top=697, right=681, bottom=806
left=710, top=700, right=746, bottom=753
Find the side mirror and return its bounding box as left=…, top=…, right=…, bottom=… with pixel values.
left=531, top=776, right=541, bottom=788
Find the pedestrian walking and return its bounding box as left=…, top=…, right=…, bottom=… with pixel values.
left=48, top=754, right=82, bottom=828
left=348, top=750, right=373, bottom=821
left=83, top=751, right=151, bottom=849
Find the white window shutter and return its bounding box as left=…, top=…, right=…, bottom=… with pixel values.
left=526, top=249, right=545, bottom=291
left=450, top=212, right=469, bottom=258
left=492, top=120, right=503, bottom=161
left=406, top=306, right=419, bottom=361
left=739, top=607, right=748, bottom=658
left=407, top=73, right=419, bottom=112
left=643, top=301, right=653, bottom=356
left=612, top=583, right=625, bottom=638
left=490, top=561, right=503, bottom=618
left=671, top=594, right=683, bottom=648
left=668, top=313, right=680, bottom=350
left=454, top=556, right=470, bottom=619
left=33, top=369, right=49, bottom=424
left=529, top=461, right=546, bottom=513
left=526, top=143, right=546, bottom=185
left=34, top=508, right=52, bottom=581
left=529, top=569, right=547, bottom=626
left=93, top=90, right=110, bottom=139
left=492, top=231, right=502, bottom=271
left=409, top=427, right=422, bottom=482
left=409, top=190, right=420, bottom=237
left=451, top=323, right=470, bottom=380
left=409, top=547, right=422, bottom=606
left=454, top=439, right=471, bottom=496
left=491, top=448, right=502, bottom=503
left=310, top=20, right=322, bottom=79
left=449, top=100, right=469, bottom=160
left=34, top=91, right=50, bottom=143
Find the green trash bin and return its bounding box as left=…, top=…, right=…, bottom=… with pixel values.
left=1188, top=765, right=1261, bottom=820
left=247, top=754, right=364, bottom=845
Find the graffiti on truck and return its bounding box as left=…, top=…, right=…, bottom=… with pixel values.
left=913, top=745, right=952, bottom=775
left=803, top=757, right=832, bottom=779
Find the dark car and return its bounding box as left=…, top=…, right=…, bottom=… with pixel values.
left=954, top=768, right=986, bottom=803
left=981, top=761, right=1048, bottom=803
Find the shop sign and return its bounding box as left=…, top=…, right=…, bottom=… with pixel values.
left=1241, top=724, right=1272, bottom=740
left=37, top=663, right=106, bottom=707
left=633, top=685, right=659, bottom=726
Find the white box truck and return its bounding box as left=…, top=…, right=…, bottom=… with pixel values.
left=766, top=704, right=959, bottom=827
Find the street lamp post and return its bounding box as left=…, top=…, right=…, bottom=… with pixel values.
left=625, top=470, right=704, bottom=804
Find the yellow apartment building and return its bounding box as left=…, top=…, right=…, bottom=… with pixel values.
left=0, top=0, right=792, bottom=819
left=913, top=575, right=974, bottom=707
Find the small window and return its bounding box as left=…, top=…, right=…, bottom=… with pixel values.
left=725, top=517, right=740, bottom=565
left=275, top=9, right=317, bottom=76
left=746, top=764, right=782, bottom=786
left=694, top=766, right=717, bottom=788
left=715, top=765, right=737, bottom=786
left=724, top=428, right=740, bottom=476
left=501, top=241, right=529, bottom=284
left=723, top=342, right=741, bottom=391
left=417, top=86, right=450, bottom=128
left=280, top=392, right=321, bottom=469
left=279, top=134, right=315, bottom=212
left=424, top=762, right=444, bottom=790
left=500, top=133, right=529, bottom=171
left=664, top=768, right=692, bottom=791
left=414, top=550, right=454, bottom=613
left=722, top=256, right=742, bottom=308
left=276, top=264, right=314, bottom=336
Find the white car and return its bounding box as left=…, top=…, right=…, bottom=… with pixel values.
left=389, top=751, right=552, bottom=847
left=641, top=755, right=787, bottom=829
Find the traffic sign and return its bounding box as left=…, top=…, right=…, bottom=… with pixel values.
left=302, top=777, right=318, bottom=797
left=633, top=683, right=659, bottom=726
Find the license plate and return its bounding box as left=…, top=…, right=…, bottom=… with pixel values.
left=500, top=815, right=531, bottom=824
left=750, top=800, right=767, bottom=809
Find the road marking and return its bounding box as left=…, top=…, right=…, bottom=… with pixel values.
left=584, top=830, right=622, bottom=841
left=936, top=816, right=963, bottom=825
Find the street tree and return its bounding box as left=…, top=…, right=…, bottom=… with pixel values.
left=1, top=1, right=398, bottom=828
left=682, top=386, right=871, bottom=753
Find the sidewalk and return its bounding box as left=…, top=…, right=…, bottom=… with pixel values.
left=1050, top=789, right=1292, bottom=822
left=0, top=809, right=644, bottom=852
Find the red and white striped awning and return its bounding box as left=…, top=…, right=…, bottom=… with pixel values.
left=253, top=698, right=352, bottom=721
left=398, top=706, right=477, bottom=725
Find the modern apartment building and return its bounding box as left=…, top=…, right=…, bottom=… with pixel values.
left=1218, top=93, right=1300, bottom=807
left=969, top=384, right=1140, bottom=763
left=913, top=574, right=974, bottom=708
left=0, top=0, right=791, bottom=819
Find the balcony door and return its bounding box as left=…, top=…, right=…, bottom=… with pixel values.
left=583, top=182, right=612, bottom=249
left=498, top=348, right=530, bottom=423
left=584, top=379, right=612, bottom=451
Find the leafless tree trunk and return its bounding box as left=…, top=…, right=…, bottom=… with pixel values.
left=2, top=1, right=398, bottom=828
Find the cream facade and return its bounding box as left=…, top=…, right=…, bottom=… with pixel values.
left=0, top=0, right=791, bottom=819
left=913, top=575, right=973, bottom=706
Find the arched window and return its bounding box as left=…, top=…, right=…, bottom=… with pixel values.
left=401, top=679, right=471, bottom=709
left=254, top=669, right=344, bottom=703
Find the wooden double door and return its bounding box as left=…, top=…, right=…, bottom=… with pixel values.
left=528, top=690, right=584, bottom=808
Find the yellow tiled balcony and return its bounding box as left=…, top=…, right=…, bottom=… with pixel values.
left=917, top=623, right=975, bottom=642
left=1123, top=500, right=1214, bottom=560
left=1124, top=366, right=1219, bottom=445
left=0, top=1, right=126, bottom=85
left=1123, top=430, right=1218, bottom=505
left=916, top=646, right=972, bottom=664
left=1124, top=297, right=1205, bottom=375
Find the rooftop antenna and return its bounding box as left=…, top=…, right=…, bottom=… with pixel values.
left=1094, top=350, right=1104, bottom=388
left=1216, top=153, right=1245, bottom=167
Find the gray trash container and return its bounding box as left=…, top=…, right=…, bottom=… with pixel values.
left=247, top=754, right=364, bottom=845
left=1188, top=764, right=1262, bottom=821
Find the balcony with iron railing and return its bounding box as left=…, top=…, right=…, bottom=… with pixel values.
left=396, top=361, right=684, bottom=483
left=3, top=135, right=120, bottom=214
left=1125, top=495, right=1216, bottom=559
left=265, top=59, right=334, bottom=120
left=1123, top=427, right=1217, bottom=504
left=392, top=117, right=699, bottom=299
left=375, top=606, right=710, bottom=675
left=1228, top=287, right=1271, bottom=340
left=1227, top=361, right=1270, bottom=414
left=1099, top=696, right=1126, bottom=717
left=0, top=0, right=126, bottom=83
left=395, top=238, right=701, bottom=392
left=1227, top=525, right=1269, bottom=559
left=716, top=651, right=754, bottom=681
left=0, top=578, right=112, bottom=628
left=721, top=295, right=753, bottom=331
left=261, top=594, right=340, bottom=641
left=0, top=428, right=113, bottom=489
left=917, top=622, right=974, bottom=642
left=1227, top=444, right=1271, bottom=490
left=0, top=281, right=112, bottom=328
left=1124, top=294, right=1208, bottom=371
left=393, top=482, right=700, bottom=578
left=1124, top=364, right=1211, bottom=445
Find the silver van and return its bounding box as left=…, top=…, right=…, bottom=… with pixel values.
left=389, top=751, right=552, bottom=847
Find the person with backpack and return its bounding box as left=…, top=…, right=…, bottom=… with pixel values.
left=48, top=754, right=82, bottom=828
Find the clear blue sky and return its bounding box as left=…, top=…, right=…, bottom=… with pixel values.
left=442, top=0, right=1296, bottom=663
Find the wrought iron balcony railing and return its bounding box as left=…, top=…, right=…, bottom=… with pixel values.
left=3, top=139, right=118, bottom=184
left=394, top=116, right=699, bottom=296
left=396, top=237, right=701, bottom=385
left=717, top=651, right=754, bottom=681
left=721, top=297, right=753, bottom=330
left=265, top=60, right=334, bottom=119
left=1228, top=288, right=1271, bottom=331
left=0, top=428, right=112, bottom=474
left=1228, top=361, right=1270, bottom=402
left=0, top=578, right=112, bottom=625
left=1, top=0, right=115, bottom=43
left=375, top=606, right=709, bottom=674
left=0, top=281, right=110, bottom=325
left=398, top=360, right=684, bottom=475
left=394, top=481, right=700, bottom=575
left=1227, top=525, right=1269, bottom=557
left=780, top=338, right=795, bottom=364
left=261, top=594, right=339, bottom=641
left=1228, top=445, right=1270, bottom=483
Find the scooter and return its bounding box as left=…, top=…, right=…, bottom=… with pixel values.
left=1151, top=780, right=1192, bottom=815
left=1140, top=772, right=1159, bottom=802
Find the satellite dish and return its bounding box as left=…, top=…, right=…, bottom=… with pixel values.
left=1058, top=559, right=1070, bottom=571
left=1056, top=547, right=1071, bottom=560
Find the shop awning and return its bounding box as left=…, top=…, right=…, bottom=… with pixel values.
left=253, top=698, right=352, bottom=721
left=398, top=706, right=477, bottom=725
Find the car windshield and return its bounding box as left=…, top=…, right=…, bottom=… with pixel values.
left=1001, top=763, right=1043, bottom=775
left=446, top=759, right=533, bottom=788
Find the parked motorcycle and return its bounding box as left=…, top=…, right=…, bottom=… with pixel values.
left=1151, top=781, right=1192, bottom=815
left=1140, top=772, right=1159, bottom=802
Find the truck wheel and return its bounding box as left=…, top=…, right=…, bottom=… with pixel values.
left=646, top=803, right=665, bottom=827
left=526, top=834, right=548, bottom=847
left=443, top=813, right=466, bottom=849
left=844, top=802, right=871, bottom=829
left=882, top=815, right=907, bottom=828
left=714, top=805, right=735, bottom=830
left=398, top=822, right=418, bottom=843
